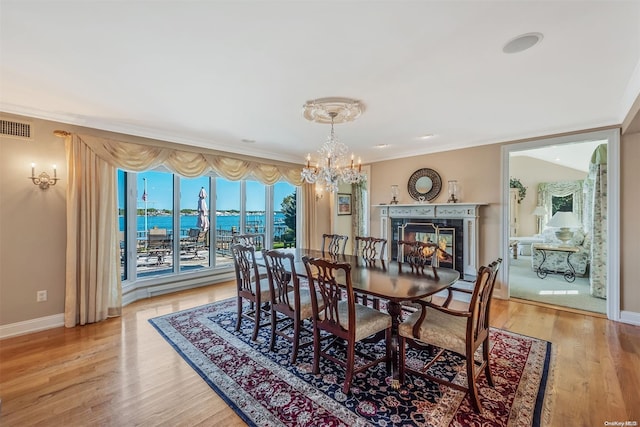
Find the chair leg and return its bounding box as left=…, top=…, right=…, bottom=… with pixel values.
left=312, top=320, right=321, bottom=374
left=385, top=328, right=392, bottom=374
left=235, top=296, right=242, bottom=332
left=466, top=355, right=482, bottom=413
left=269, top=308, right=277, bottom=352
left=483, top=339, right=494, bottom=387
left=290, top=316, right=301, bottom=364
left=343, top=340, right=356, bottom=394
left=398, top=336, right=406, bottom=383
left=251, top=301, right=261, bottom=341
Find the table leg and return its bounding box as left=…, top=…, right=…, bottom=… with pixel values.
left=536, top=248, right=549, bottom=279
left=386, top=301, right=403, bottom=390
left=564, top=252, right=576, bottom=282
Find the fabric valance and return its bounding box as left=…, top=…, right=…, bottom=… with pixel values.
left=78, top=134, right=304, bottom=186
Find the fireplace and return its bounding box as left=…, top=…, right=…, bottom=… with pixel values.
left=393, top=219, right=464, bottom=275
left=376, top=203, right=485, bottom=280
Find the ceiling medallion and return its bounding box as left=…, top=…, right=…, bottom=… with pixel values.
left=301, top=97, right=366, bottom=193
left=302, top=97, right=364, bottom=124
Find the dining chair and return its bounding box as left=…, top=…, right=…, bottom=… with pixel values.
left=354, top=236, right=387, bottom=263
left=231, top=243, right=272, bottom=341
left=398, top=258, right=502, bottom=412
left=321, top=233, right=348, bottom=256
left=397, top=239, right=439, bottom=273
left=353, top=236, right=388, bottom=309
left=302, top=256, right=392, bottom=394
left=262, top=249, right=317, bottom=364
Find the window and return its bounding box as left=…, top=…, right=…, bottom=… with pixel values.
left=552, top=194, right=573, bottom=215
left=118, top=170, right=297, bottom=287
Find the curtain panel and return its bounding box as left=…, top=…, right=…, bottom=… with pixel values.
left=63, top=133, right=305, bottom=327
left=585, top=144, right=607, bottom=298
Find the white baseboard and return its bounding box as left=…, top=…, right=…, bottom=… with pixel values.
left=619, top=310, right=640, bottom=326
left=0, top=313, right=65, bottom=340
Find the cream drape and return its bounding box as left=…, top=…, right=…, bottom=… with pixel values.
left=65, top=135, right=122, bottom=327
left=63, top=133, right=305, bottom=327
left=78, top=134, right=304, bottom=184
left=302, top=183, right=316, bottom=249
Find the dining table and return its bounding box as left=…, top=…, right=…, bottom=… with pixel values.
left=259, top=248, right=461, bottom=388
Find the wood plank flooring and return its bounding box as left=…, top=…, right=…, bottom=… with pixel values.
left=1, top=281, right=639, bottom=426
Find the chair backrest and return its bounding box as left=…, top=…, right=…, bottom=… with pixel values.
left=231, top=243, right=262, bottom=296
left=148, top=228, right=169, bottom=249
left=397, top=240, right=438, bottom=273
left=321, top=234, right=348, bottom=256
left=302, top=256, right=355, bottom=339
left=354, top=236, right=387, bottom=262
left=262, top=249, right=298, bottom=312
left=233, top=233, right=265, bottom=250
left=468, top=258, right=502, bottom=345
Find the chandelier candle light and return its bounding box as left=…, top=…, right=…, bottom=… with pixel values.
left=301, top=97, right=366, bottom=193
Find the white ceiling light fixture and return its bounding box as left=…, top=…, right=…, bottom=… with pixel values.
left=301, top=97, right=366, bottom=192
left=503, top=32, right=544, bottom=54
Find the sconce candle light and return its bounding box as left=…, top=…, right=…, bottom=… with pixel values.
left=30, top=163, right=60, bottom=190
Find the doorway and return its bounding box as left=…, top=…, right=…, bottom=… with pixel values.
left=500, top=129, right=620, bottom=320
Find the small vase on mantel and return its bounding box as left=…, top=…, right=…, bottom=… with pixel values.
left=447, top=180, right=459, bottom=203
left=390, top=185, right=399, bottom=204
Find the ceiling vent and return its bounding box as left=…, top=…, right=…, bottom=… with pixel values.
left=0, top=119, right=32, bottom=140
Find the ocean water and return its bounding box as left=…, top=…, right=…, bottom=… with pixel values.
left=120, top=213, right=287, bottom=234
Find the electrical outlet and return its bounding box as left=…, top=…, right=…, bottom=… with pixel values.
left=36, top=290, right=47, bottom=302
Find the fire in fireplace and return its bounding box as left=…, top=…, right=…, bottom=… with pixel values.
left=392, top=219, right=464, bottom=275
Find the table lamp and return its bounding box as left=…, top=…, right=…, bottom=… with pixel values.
left=531, top=206, right=547, bottom=234
left=547, top=211, right=581, bottom=245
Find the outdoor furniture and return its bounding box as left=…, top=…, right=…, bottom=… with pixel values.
left=321, top=233, right=348, bottom=256
left=398, top=258, right=502, bottom=412
left=262, top=249, right=317, bottom=364
left=147, top=228, right=171, bottom=265
left=232, top=233, right=265, bottom=250
left=181, top=228, right=207, bottom=259
left=231, top=243, right=272, bottom=341
left=302, top=256, right=392, bottom=394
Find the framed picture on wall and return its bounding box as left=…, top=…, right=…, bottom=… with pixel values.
left=337, top=193, right=352, bottom=215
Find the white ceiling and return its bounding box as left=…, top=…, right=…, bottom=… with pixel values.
left=1, top=1, right=639, bottom=166
left=511, top=139, right=606, bottom=172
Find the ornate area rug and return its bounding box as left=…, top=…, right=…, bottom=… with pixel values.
left=149, top=298, right=555, bottom=426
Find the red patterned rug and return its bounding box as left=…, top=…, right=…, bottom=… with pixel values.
left=149, top=298, right=555, bottom=426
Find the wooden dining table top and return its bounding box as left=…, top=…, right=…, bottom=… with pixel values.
left=264, top=248, right=460, bottom=303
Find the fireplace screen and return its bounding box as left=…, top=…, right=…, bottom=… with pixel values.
left=396, top=221, right=462, bottom=274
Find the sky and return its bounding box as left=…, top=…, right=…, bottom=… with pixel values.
left=119, top=170, right=295, bottom=211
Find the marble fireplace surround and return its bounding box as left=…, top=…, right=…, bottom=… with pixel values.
left=375, top=203, right=487, bottom=280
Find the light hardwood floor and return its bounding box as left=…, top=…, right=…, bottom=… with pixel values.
left=1, top=281, right=639, bottom=426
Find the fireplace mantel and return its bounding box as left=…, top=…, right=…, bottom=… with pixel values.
left=375, top=203, right=487, bottom=278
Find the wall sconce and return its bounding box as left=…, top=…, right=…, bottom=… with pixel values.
left=30, top=163, right=60, bottom=190
left=447, top=180, right=459, bottom=203
left=315, top=187, right=324, bottom=202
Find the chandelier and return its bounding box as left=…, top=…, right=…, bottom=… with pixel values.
left=301, top=97, right=366, bottom=192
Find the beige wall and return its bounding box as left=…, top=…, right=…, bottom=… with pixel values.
left=621, top=129, right=640, bottom=313
left=509, top=156, right=588, bottom=237
left=0, top=115, right=67, bottom=324
left=1, top=111, right=639, bottom=329
left=369, top=144, right=503, bottom=269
